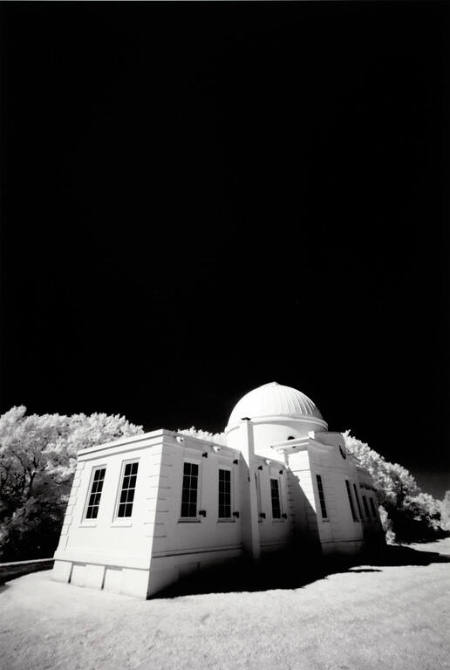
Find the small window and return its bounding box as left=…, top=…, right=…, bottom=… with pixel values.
left=117, top=461, right=139, bottom=518
left=181, top=462, right=199, bottom=518
left=218, top=468, right=231, bottom=518
left=316, top=474, right=328, bottom=519
left=85, top=467, right=106, bottom=519
left=345, top=479, right=358, bottom=521
left=362, top=495, right=370, bottom=520
left=270, top=478, right=281, bottom=519
left=353, top=483, right=363, bottom=519
left=369, top=497, right=378, bottom=520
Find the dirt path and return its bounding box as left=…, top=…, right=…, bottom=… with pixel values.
left=1, top=539, right=449, bottom=670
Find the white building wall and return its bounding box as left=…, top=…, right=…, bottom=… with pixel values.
left=147, top=435, right=291, bottom=594
left=356, top=466, right=384, bottom=543
left=53, top=431, right=169, bottom=598
left=309, top=440, right=366, bottom=554
left=282, top=434, right=369, bottom=556
left=253, top=456, right=292, bottom=552
left=285, top=448, right=321, bottom=549
left=147, top=435, right=244, bottom=595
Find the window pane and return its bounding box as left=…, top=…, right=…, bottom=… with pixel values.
left=218, top=469, right=231, bottom=518
left=180, top=462, right=199, bottom=517
left=353, top=483, right=363, bottom=519
left=116, top=462, right=139, bottom=518
left=316, top=475, right=328, bottom=519
left=270, top=478, right=281, bottom=519
left=345, top=480, right=358, bottom=521
left=85, top=468, right=106, bottom=520
left=362, top=495, right=370, bottom=520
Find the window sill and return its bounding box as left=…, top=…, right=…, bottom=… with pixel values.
left=321, top=518, right=330, bottom=523
left=111, top=520, right=133, bottom=527
left=178, top=519, right=201, bottom=523
left=217, top=519, right=236, bottom=523
left=79, top=521, right=98, bottom=528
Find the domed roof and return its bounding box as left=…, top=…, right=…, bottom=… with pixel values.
left=227, top=382, right=323, bottom=428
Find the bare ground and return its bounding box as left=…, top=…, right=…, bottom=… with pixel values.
left=1, top=539, right=449, bottom=670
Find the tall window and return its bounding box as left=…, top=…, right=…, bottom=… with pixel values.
left=218, top=468, right=231, bottom=518
left=316, top=474, right=328, bottom=519
left=369, top=497, right=378, bottom=520
left=362, top=495, right=370, bottom=520
left=181, top=462, right=199, bottom=518
left=117, top=461, right=139, bottom=518
left=345, top=479, right=358, bottom=521
left=85, top=467, right=106, bottom=519
left=255, top=472, right=263, bottom=520
left=270, top=478, right=281, bottom=519
left=353, top=483, right=363, bottom=519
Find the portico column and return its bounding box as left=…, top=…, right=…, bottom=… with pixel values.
left=239, top=418, right=261, bottom=560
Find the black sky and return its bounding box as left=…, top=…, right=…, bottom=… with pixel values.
left=1, top=2, right=449, bottom=497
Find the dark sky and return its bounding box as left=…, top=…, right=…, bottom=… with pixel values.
left=1, top=2, right=449, bottom=497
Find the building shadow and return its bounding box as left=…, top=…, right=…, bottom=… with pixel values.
left=155, top=542, right=450, bottom=599
left=367, top=543, right=450, bottom=567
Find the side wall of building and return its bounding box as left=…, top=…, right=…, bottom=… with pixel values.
left=284, top=433, right=381, bottom=556
left=356, top=466, right=385, bottom=545
left=53, top=431, right=168, bottom=598
left=306, top=441, right=365, bottom=554
left=146, top=434, right=243, bottom=595
left=147, top=435, right=292, bottom=595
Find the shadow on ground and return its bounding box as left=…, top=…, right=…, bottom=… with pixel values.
left=156, top=543, right=450, bottom=599
left=0, top=560, right=55, bottom=587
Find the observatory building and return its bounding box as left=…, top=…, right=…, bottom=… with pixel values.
left=53, top=382, right=383, bottom=598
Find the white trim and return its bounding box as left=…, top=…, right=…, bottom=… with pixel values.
left=113, top=458, right=140, bottom=521
left=78, top=429, right=169, bottom=456
left=225, top=415, right=328, bottom=432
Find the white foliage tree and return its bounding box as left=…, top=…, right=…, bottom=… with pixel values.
left=0, top=406, right=143, bottom=560
left=343, top=430, right=446, bottom=543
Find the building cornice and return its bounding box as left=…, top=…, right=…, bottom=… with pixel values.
left=225, top=415, right=328, bottom=433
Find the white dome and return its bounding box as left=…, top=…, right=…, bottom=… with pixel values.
left=227, top=382, right=323, bottom=428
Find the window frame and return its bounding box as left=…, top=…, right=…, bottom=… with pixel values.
left=369, top=497, right=378, bottom=520
left=218, top=466, right=233, bottom=520
left=82, top=465, right=107, bottom=525
left=179, top=458, right=201, bottom=521
left=255, top=470, right=263, bottom=522
left=353, top=482, right=363, bottom=520
left=362, top=494, right=371, bottom=521
left=114, top=459, right=140, bottom=521
left=316, top=474, right=328, bottom=520
left=270, top=477, right=282, bottom=520
left=345, top=479, right=359, bottom=522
